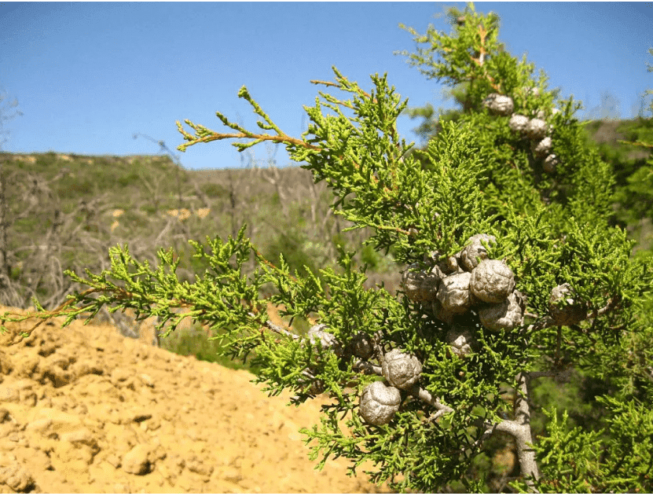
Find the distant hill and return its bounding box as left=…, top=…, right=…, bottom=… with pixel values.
left=0, top=151, right=400, bottom=312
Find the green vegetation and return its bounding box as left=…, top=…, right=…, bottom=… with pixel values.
left=1, top=4, right=653, bottom=493
left=0, top=151, right=398, bottom=367
left=158, top=324, right=257, bottom=372
left=579, top=119, right=653, bottom=253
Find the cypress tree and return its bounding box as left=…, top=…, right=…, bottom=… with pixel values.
left=3, top=4, right=652, bottom=492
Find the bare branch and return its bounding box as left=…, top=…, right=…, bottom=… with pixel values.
left=262, top=319, right=301, bottom=340
left=510, top=373, right=540, bottom=488
left=353, top=360, right=382, bottom=376
left=409, top=383, right=455, bottom=416
left=246, top=311, right=300, bottom=341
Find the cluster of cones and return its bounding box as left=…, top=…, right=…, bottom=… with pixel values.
left=483, top=89, right=561, bottom=174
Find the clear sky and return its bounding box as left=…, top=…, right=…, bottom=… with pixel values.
left=1, top=2, right=652, bottom=170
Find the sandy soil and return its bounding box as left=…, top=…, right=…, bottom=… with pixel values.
left=0, top=305, right=386, bottom=493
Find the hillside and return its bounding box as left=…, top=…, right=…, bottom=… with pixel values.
left=0, top=304, right=387, bottom=493
left=0, top=151, right=401, bottom=314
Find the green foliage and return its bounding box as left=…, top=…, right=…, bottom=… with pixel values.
left=512, top=400, right=653, bottom=493
left=262, top=227, right=323, bottom=278
left=199, top=181, right=228, bottom=198
left=399, top=4, right=555, bottom=117
left=117, top=171, right=140, bottom=187
left=583, top=118, right=653, bottom=227
left=617, top=160, right=653, bottom=223
left=3, top=3, right=653, bottom=493
left=159, top=325, right=257, bottom=372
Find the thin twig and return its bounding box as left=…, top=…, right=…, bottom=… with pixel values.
left=421, top=409, right=448, bottom=425
left=177, top=126, right=321, bottom=152
left=353, top=360, right=382, bottom=376
left=617, top=139, right=653, bottom=149
left=262, top=318, right=301, bottom=340
left=409, top=383, right=455, bottom=416
left=1, top=287, right=98, bottom=334
left=246, top=311, right=300, bottom=341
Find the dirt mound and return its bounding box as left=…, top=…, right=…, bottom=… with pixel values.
left=0, top=306, right=385, bottom=493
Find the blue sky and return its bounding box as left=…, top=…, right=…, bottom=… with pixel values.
left=1, top=2, right=652, bottom=170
